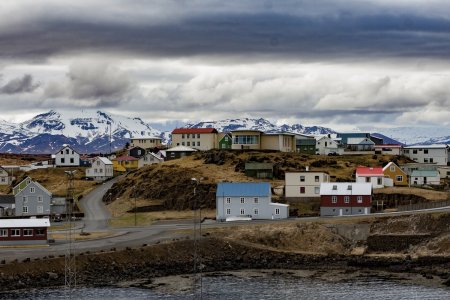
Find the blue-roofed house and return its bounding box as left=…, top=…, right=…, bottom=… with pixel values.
left=216, top=182, right=289, bottom=221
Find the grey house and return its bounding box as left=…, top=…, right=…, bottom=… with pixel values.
left=15, top=181, right=52, bottom=217
left=216, top=182, right=289, bottom=221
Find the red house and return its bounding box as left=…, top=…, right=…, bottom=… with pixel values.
left=320, top=182, right=372, bottom=216
left=0, top=218, right=50, bottom=246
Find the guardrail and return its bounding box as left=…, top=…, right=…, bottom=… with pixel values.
left=397, top=199, right=450, bottom=212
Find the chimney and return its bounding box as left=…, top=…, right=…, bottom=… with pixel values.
left=305, top=166, right=309, bottom=172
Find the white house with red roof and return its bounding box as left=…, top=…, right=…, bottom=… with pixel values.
left=171, top=128, right=218, bottom=151
left=355, top=166, right=385, bottom=189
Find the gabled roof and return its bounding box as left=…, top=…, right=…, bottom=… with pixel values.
left=139, top=152, right=163, bottom=161
left=320, top=182, right=372, bottom=196
left=382, top=162, right=406, bottom=174
left=96, top=157, right=113, bottom=165
left=13, top=176, right=33, bottom=195
left=411, top=170, right=439, bottom=177
left=16, top=180, right=52, bottom=197
left=356, top=167, right=384, bottom=176
left=167, top=146, right=197, bottom=152
left=113, top=155, right=138, bottom=161
left=216, top=182, right=271, bottom=197
left=0, top=218, right=50, bottom=228
left=55, top=144, right=79, bottom=155
left=172, top=128, right=218, bottom=134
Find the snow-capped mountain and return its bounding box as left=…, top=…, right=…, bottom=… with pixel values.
left=0, top=110, right=162, bottom=154
left=186, top=118, right=335, bottom=135
left=371, top=126, right=450, bottom=146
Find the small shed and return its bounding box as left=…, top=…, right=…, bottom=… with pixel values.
left=245, top=162, right=274, bottom=179
left=165, top=146, right=197, bottom=161
left=0, top=218, right=51, bottom=246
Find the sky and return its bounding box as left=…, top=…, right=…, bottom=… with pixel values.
left=0, top=0, right=450, bottom=131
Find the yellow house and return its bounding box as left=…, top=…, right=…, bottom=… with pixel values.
left=112, top=155, right=139, bottom=172
left=130, top=137, right=162, bottom=149
left=382, top=162, right=408, bottom=186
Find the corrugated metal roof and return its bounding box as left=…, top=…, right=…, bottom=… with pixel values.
left=216, top=182, right=271, bottom=197
left=97, top=157, right=113, bottom=165
left=410, top=170, right=439, bottom=177
left=356, top=167, right=384, bottom=176
left=320, top=182, right=372, bottom=196
left=0, top=218, right=50, bottom=228
left=172, top=128, right=218, bottom=134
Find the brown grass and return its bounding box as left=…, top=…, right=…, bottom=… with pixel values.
left=374, top=187, right=448, bottom=201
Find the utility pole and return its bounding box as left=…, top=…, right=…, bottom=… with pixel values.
left=191, top=177, right=204, bottom=299
left=64, top=170, right=77, bottom=299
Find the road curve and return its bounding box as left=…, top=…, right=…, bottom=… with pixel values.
left=78, top=177, right=119, bottom=231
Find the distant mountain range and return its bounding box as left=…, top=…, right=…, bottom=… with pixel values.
left=0, top=110, right=448, bottom=154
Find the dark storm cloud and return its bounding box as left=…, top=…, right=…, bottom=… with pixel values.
left=2, top=12, right=450, bottom=61
left=0, top=74, right=39, bottom=94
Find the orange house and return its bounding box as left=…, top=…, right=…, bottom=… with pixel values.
left=382, top=162, right=408, bottom=186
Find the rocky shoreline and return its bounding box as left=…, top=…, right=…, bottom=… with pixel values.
left=1, top=237, right=450, bottom=292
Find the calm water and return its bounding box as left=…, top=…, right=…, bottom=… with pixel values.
left=1, top=273, right=450, bottom=299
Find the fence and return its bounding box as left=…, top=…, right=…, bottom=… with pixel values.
left=397, top=199, right=450, bottom=212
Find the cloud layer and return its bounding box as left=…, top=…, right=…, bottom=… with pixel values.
left=0, top=1, right=449, bottom=128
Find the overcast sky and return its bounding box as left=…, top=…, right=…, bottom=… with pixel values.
left=1, top=0, right=449, bottom=131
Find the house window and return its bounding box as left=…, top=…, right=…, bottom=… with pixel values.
left=186, top=134, right=190, bottom=138
left=60, top=151, right=63, bottom=154
left=197, top=134, right=200, bottom=138
left=332, top=196, right=337, bottom=203
left=314, top=187, right=320, bottom=194
left=254, top=208, right=259, bottom=215
left=23, top=229, right=33, bottom=236
left=240, top=208, right=245, bottom=215
left=0, top=229, right=7, bottom=237
left=23, top=206, right=28, bottom=213
left=424, top=149, right=428, bottom=154
left=23, top=196, right=27, bottom=203
left=226, top=208, right=231, bottom=215
left=365, top=177, right=371, bottom=183
left=275, top=208, right=280, bottom=215
left=300, top=187, right=305, bottom=194
left=424, top=158, right=428, bottom=163
left=182, top=134, right=185, bottom=139
left=254, top=197, right=259, bottom=204
left=240, top=197, right=245, bottom=204
left=197, top=142, right=200, bottom=146
left=226, top=197, right=231, bottom=204
left=300, top=176, right=305, bottom=182
left=182, top=142, right=185, bottom=146
left=315, top=176, right=320, bottom=182
left=344, top=196, right=350, bottom=203
left=377, top=178, right=382, bottom=185
left=70, top=158, right=74, bottom=164
left=430, top=158, right=434, bottom=163
left=413, top=149, right=417, bottom=154
left=390, top=166, right=395, bottom=172
left=61, top=158, right=65, bottom=164
left=187, top=142, right=190, bottom=146
left=332, top=185, right=337, bottom=190
left=37, top=206, right=43, bottom=214
left=357, top=196, right=363, bottom=203
left=11, top=229, right=21, bottom=237
left=30, top=187, right=35, bottom=193
left=38, top=196, right=43, bottom=202
left=35, top=229, right=45, bottom=236
left=66, top=149, right=69, bottom=154
left=396, top=175, right=403, bottom=182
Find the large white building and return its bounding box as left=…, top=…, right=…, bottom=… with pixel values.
left=402, top=144, right=448, bottom=166
left=285, top=171, right=330, bottom=199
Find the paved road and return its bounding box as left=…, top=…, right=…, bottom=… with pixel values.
left=78, top=178, right=118, bottom=231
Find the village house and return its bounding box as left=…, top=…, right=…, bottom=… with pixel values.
left=230, top=130, right=296, bottom=152
left=171, top=128, right=218, bottom=151
left=315, top=135, right=343, bottom=155
left=355, top=166, right=385, bottom=189
left=285, top=170, right=330, bottom=200
left=0, top=218, right=50, bottom=246
left=346, top=137, right=375, bottom=152
left=216, top=182, right=289, bottom=221
left=295, top=134, right=316, bottom=155
left=138, top=152, right=164, bottom=167
left=130, top=137, right=162, bottom=150
left=218, top=133, right=232, bottom=149
left=85, top=157, right=114, bottom=181
left=382, top=162, right=408, bottom=186
left=128, top=146, right=146, bottom=158
left=0, top=166, right=14, bottom=185
left=402, top=144, right=448, bottom=166
left=54, top=145, right=80, bottom=167
left=409, top=170, right=441, bottom=186
left=320, top=182, right=372, bottom=216
left=244, top=162, right=274, bottom=179
left=165, top=145, right=197, bottom=161
left=231, top=130, right=262, bottom=150
left=13, top=178, right=52, bottom=217
left=112, top=156, right=139, bottom=172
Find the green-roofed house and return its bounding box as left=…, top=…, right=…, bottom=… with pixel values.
left=410, top=170, right=441, bottom=186
left=13, top=177, right=32, bottom=195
